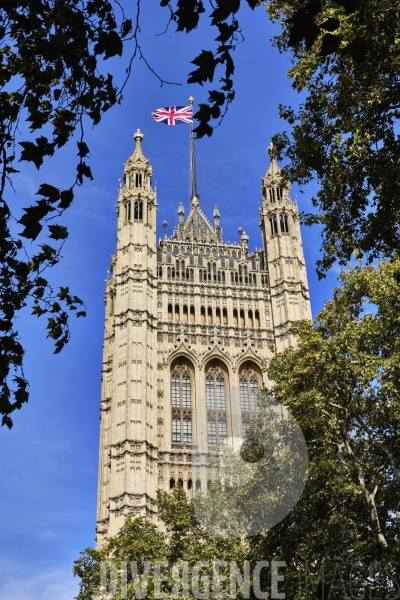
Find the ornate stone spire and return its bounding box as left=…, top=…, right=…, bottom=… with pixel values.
left=124, top=129, right=153, bottom=180
left=261, top=142, right=290, bottom=202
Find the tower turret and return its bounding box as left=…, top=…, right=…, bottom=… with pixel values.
left=97, top=130, right=159, bottom=544
left=259, top=144, right=311, bottom=351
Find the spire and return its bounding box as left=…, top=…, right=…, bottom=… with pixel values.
left=124, top=128, right=153, bottom=182
left=261, top=141, right=290, bottom=203
left=265, top=142, right=282, bottom=182
left=188, top=96, right=199, bottom=206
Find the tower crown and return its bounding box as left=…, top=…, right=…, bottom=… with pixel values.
left=261, top=143, right=291, bottom=205
left=123, top=129, right=153, bottom=190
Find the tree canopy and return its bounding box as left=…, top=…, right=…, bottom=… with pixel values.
left=0, top=0, right=138, bottom=427
left=74, top=258, right=400, bottom=598
left=264, top=0, right=400, bottom=275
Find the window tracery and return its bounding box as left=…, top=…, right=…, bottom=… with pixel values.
left=239, top=366, right=260, bottom=435
left=205, top=365, right=228, bottom=445
left=171, top=364, right=192, bottom=444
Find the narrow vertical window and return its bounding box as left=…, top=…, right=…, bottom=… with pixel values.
left=239, top=367, right=260, bottom=435
left=134, top=200, right=143, bottom=221
left=171, top=364, right=193, bottom=445
left=206, top=365, right=228, bottom=446
left=270, top=215, right=278, bottom=235
left=208, top=420, right=217, bottom=445
left=280, top=214, right=289, bottom=233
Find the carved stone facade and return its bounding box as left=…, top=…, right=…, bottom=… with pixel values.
left=96, top=130, right=311, bottom=545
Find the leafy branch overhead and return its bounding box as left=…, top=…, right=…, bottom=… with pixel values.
left=264, top=0, right=400, bottom=275
left=0, top=0, right=143, bottom=428
left=160, top=0, right=259, bottom=138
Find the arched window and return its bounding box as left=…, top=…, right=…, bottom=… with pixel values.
left=223, top=308, right=228, bottom=325
left=216, top=307, right=221, bottom=325
left=255, top=310, right=260, bottom=328
left=269, top=188, right=275, bottom=203
left=248, top=310, right=253, bottom=327
left=233, top=309, right=238, bottom=326
left=171, top=364, right=193, bottom=444
left=158, top=266, right=162, bottom=277
left=270, top=215, right=278, bottom=235
left=280, top=214, right=289, bottom=233
left=207, top=307, right=213, bottom=324
left=240, top=309, right=245, bottom=327
left=183, top=305, right=188, bottom=323
left=190, top=306, right=195, bottom=323
left=135, top=173, right=142, bottom=188
left=201, top=306, right=206, bottom=324
left=174, top=305, right=179, bottom=322
left=205, top=365, right=228, bottom=446
left=125, top=201, right=131, bottom=221
left=276, top=187, right=282, bottom=201
left=134, top=200, right=143, bottom=221
left=239, top=366, right=261, bottom=435
left=168, top=304, right=173, bottom=321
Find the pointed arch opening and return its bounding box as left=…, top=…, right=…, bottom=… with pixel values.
left=239, top=362, right=262, bottom=436
left=171, top=360, right=194, bottom=445
left=205, top=362, right=229, bottom=447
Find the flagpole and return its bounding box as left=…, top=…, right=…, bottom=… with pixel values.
left=188, top=96, right=198, bottom=204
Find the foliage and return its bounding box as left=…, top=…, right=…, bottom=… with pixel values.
left=74, top=259, right=400, bottom=598
left=0, top=0, right=151, bottom=427
left=252, top=257, right=400, bottom=597
left=73, top=486, right=248, bottom=599
left=263, top=0, right=400, bottom=275
left=160, top=0, right=260, bottom=138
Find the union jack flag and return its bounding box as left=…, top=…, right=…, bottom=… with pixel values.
left=151, top=105, right=193, bottom=125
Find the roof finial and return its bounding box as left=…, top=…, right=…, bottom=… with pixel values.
left=268, top=141, right=276, bottom=161
left=134, top=129, right=144, bottom=143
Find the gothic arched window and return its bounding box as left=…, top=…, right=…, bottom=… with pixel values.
left=270, top=215, right=278, bottom=235
left=134, top=200, right=143, bottom=221
left=171, top=364, right=192, bottom=444
left=205, top=365, right=228, bottom=446
left=239, top=366, right=260, bottom=435
left=280, top=214, right=289, bottom=233
left=135, top=173, right=142, bottom=188
left=125, top=201, right=131, bottom=222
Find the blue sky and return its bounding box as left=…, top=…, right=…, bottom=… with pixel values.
left=0, top=3, right=339, bottom=598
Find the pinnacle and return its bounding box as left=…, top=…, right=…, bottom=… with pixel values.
left=124, top=128, right=152, bottom=175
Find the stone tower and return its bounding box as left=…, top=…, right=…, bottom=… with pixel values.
left=96, top=130, right=311, bottom=545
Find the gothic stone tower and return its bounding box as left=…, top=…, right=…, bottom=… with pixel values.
left=96, top=130, right=312, bottom=545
